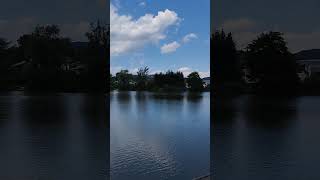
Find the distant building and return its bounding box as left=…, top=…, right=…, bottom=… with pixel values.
left=202, top=77, right=210, bottom=87
left=296, top=59, right=320, bottom=81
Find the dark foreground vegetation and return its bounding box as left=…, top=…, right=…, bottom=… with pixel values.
left=211, top=30, right=320, bottom=95
left=110, top=67, right=210, bottom=92
left=0, top=21, right=108, bottom=93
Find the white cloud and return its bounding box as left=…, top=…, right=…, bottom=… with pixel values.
left=110, top=66, right=123, bottom=75
left=221, top=18, right=256, bottom=32
left=177, top=67, right=192, bottom=77
left=110, top=4, right=180, bottom=56
left=198, top=71, right=210, bottom=78
left=177, top=67, right=210, bottom=78
left=182, top=33, right=198, bottom=43
left=161, top=41, right=180, bottom=54
left=139, top=1, right=146, bottom=7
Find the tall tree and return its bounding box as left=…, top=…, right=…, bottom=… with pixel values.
left=245, top=31, right=298, bottom=91
left=17, top=25, right=73, bottom=91
left=211, top=30, right=240, bottom=86
left=136, top=66, right=149, bottom=91
left=85, top=21, right=109, bottom=92
left=187, top=72, right=204, bottom=92
left=116, top=70, right=132, bottom=91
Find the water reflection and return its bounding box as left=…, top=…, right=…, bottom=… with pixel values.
left=244, top=95, right=297, bottom=128
left=0, top=92, right=109, bottom=180
left=212, top=95, right=320, bottom=180
left=111, top=91, right=210, bottom=180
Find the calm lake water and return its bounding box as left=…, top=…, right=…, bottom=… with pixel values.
left=212, top=95, right=320, bottom=180
left=110, top=91, right=210, bottom=180
left=0, top=92, right=109, bottom=180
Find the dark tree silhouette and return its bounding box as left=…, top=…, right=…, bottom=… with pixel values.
left=84, top=21, right=109, bottom=92
left=153, top=71, right=185, bottom=92
left=186, top=72, right=204, bottom=92
left=211, top=30, right=240, bottom=89
left=0, top=38, right=10, bottom=51
left=17, top=25, right=74, bottom=91
left=136, top=66, right=149, bottom=91
left=116, top=70, right=133, bottom=91
left=245, top=31, right=299, bottom=92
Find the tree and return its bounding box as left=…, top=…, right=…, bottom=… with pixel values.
left=211, top=30, right=240, bottom=86
left=17, top=25, right=74, bottom=91
left=245, top=31, right=299, bottom=92
left=136, top=66, right=149, bottom=91
left=116, top=70, right=133, bottom=91
left=187, top=72, right=204, bottom=92
left=84, top=21, right=109, bottom=92
left=0, top=38, right=10, bottom=51
left=153, top=71, right=185, bottom=91
left=110, top=74, right=117, bottom=90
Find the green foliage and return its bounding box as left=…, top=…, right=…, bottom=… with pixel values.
left=186, top=72, right=204, bottom=92
left=136, top=66, right=149, bottom=91
left=116, top=70, right=133, bottom=91
left=83, top=21, right=109, bottom=92
left=0, top=38, right=10, bottom=51
left=211, top=30, right=240, bottom=85
left=153, top=71, right=185, bottom=92
left=245, top=31, right=299, bottom=91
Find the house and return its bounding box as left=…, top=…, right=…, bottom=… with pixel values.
left=296, top=59, right=320, bottom=81
left=202, top=77, right=210, bottom=87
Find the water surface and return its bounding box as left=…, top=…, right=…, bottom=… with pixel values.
left=212, top=95, right=320, bottom=180
left=111, top=91, right=210, bottom=180
left=0, top=92, right=109, bottom=180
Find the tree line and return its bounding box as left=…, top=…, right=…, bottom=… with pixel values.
left=0, top=21, right=108, bottom=93
left=110, top=67, right=209, bottom=92
left=211, top=30, right=315, bottom=94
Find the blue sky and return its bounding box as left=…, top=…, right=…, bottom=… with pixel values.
left=110, top=0, right=210, bottom=78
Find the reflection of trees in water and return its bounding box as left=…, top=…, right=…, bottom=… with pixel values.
left=151, top=92, right=184, bottom=100
left=135, top=92, right=148, bottom=112
left=211, top=95, right=238, bottom=178
left=116, top=92, right=131, bottom=102
left=185, top=93, right=203, bottom=114
left=244, top=95, right=297, bottom=128
left=81, top=95, right=108, bottom=128
left=186, top=92, right=203, bottom=102
left=212, top=95, right=237, bottom=125
left=0, top=95, right=12, bottom=125
left=21, top=94, right=66, bottom=125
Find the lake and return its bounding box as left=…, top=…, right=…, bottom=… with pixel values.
left=110, top=91, right=210, bottom=180
left=212, top=95, right=320, bottom=180
left=0, top=92, right=109, bottom=180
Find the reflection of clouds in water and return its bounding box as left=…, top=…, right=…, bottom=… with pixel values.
left=111, top=114, right=180, bottom=179
left=111, top=92, right=210, bottom=179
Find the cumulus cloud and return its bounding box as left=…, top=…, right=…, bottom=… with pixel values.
left=182, top=33, right=198, bottom=43
left=110, top=4, right=180, bottom=56
left=110, top=66, right=123, bottom=75
left=177, top=67, right=210, bottom=78
left=161, top=41, right=180, bottom=54
left=221, top=18, right=256, bottom=32
left=139, top=1, right=146, bottom=7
